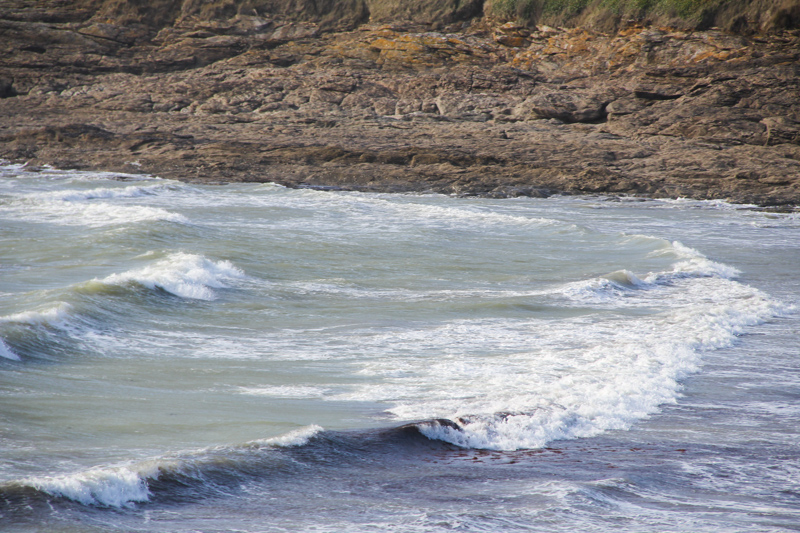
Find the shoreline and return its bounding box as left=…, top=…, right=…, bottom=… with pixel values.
left=1, top=13, right=799, bottom=208
left=6, top=160, right=795, bottom=214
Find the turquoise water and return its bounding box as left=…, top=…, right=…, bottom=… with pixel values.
left=1, top=164, right=798, bottom=531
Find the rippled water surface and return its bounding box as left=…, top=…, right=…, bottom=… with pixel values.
left=1, top=164, right=798, bottom=532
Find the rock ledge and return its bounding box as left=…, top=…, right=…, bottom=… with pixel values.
left=1, top=4, right=799, bottom=207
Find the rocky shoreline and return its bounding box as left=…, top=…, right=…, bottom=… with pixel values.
left=1, top=3, right=799, bottom=207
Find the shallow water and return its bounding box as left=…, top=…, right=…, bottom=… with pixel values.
left=1, top=164, right=798, bottom=531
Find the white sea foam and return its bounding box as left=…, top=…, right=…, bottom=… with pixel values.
left=20, top=424, right=325, bottom=508
left=1, top=197, right=188, bottom=227
left=239, top=385, right=330, bottom=398
left=0, top=302, right=73, bottom=326
left=30, top=183, right=183, bottom=202
left=332, top=246, right=787, bottom=450
left=379, top=199, right=562, bottom=230
left=98, top=253, right=246, bottom=300
left=236, top=188, right=565, bottom=232
left=654, top=197, right=759, bottom=210
left=558, top=276, right=636, bottom=303
left=1, top=179, right=188, bottom=227
left=256, top=425, right=324, bottom=448
left=665, top=241, right=740, bottom=279
left=0, top=338, right=20, bottom=361
left=25, top=462, right=158, bottom=507
left=0, top=163, right=154, bottom=183
left=558, top=241, right=739, bottom=305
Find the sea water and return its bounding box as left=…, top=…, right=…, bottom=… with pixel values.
left=0, top=163, right=798, bottom=532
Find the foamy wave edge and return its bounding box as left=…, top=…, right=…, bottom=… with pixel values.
left=96, top=252, right=246, bottom=301
left=19, top=425, right=324, bottom=507
left=0, top=302, right=74, bottom=327
left=413, top=243, right=791, bottom=451
left=0, top=338, right=20, bottom=360
left=559, top=240, right=739, bottom=304
left=0, top=303, right=75, bottom=362
left=23, top=182, right=185, bottom=203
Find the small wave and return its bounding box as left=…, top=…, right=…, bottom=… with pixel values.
left=0, top=338, right=20, bottom=360
left=97, top=253, right=245, bottom=300
left=0, top=163, right=154, bottom=182
left=385, top=201, right=563, bottom=230
left=24, top=463, right=157, bottom=508
left=1, top=199, right=188, bottom=227
left=558, top=241, right=738, bottom=305
left=0, top=302, right=96, bottom=362
left=12, top=425, right=325, bottom=508
left=559, top=274, right=642, bottom=304
left=0, top=302, right=74, bottom=327
left=29, top=183, right=184, bottom=203
left=335, top=262, right=787, bottom=451
left=268, top=189, right=566, bottom=232
left=654, top=197, right=759, bottom=210
left=252, top=425, right=324, bottom=448
left=415, top=412, right=589, bottom=451
left=603, top=269, right=649, bottom=288
left=413, top=405, right=638, bottom=451
left=0, top=303, right=75, bottom=361
left=408, top=282, right=787, bottom=451
left=238, top=386, right=330, bottom=398
left=658, top=241, right=740, bottom=280
left=1, top=180, right=189, bottom=227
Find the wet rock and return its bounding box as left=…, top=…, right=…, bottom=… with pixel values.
left=0, top=5, right=798, bottom=207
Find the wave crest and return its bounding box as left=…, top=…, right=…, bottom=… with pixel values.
left=25, top=463, right=156, bottom=507
left=98, top=253, right=245, bottom=300
left=13, top=425, right=325, bottom=508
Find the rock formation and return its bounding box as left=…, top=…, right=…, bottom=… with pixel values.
left=1, top=0, right=799, bottom=206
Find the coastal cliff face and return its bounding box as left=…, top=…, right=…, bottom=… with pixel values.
left=1, top=0, right=799, bottom=206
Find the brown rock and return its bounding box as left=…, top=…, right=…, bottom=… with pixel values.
left=0, top=4, right=798, bottom=208
left=526, top=90, right=612, bottom=123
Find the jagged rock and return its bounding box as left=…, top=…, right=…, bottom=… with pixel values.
left=526, top=90, right=612, bottom=123
left=493, top=22, right=531, bottom=47
left=762, top=116, right=800, bottom=145
left=606, top=97, right=648, bottom=117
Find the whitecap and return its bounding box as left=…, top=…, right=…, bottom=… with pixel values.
left=338, top=273, right=787, bottom=451
left=1, top=178, right=189, bottom=227
left=0, top=198, right=188, bottom=227
left=256, top=425, right=324, bottom=448
left=0, top=302, right=74, bottom=326
left=25, top=462, right=158, bottom=507
left=29, top=183, right=183, bottom=203
left=97, top=253, right=245, bottom=300
left=0, top=338, right=20, bottom=361
left=663, top=241, right=740, bottom=280
left=238, top=385, right=330, bottom=398
left=558, top=240, right=739, bottom=305
left=19, top=425, right=325, bottom=508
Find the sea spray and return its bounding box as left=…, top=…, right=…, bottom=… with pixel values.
left=98, top=253, right=246, bottom=300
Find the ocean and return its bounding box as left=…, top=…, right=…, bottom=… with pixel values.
left=0, top=163, right=798, bottom=532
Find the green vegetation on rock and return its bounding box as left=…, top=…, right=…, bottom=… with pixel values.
left=485, top=0, right=800, bottom=32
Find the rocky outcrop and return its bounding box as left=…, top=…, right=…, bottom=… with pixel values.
left=1, top=2, right=799, bottom=207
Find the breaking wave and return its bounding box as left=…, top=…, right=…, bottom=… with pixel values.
left=335, top=242, right=789, bottom=451
left=5, top=426, right=325, bottom=508
left=95, top=253, right=246, bottom=301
